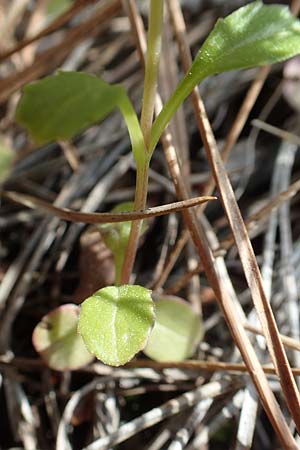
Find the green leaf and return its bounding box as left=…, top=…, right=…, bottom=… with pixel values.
left=99, top=202, right=148, bottom=285
left=32, top=304, right=94, bottom=371
left=143, top=295, right=204, bottom=362
left=192, top=1, right=300, bottom=76
left=150, top=1, right=300, bottom=152
left=16, top=72, right=123, bottom=143
left=16, top=71, right=146, bottom=167
left=78, top=285, right=155, bottom=366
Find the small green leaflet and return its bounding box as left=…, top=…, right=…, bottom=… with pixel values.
left=78, top=285, right=155, bottom=366
left=150, top=1, right=300, bottom=152
left=144, top=296, right=203, bottom=362
left=16, top=71, right=146, bottom=167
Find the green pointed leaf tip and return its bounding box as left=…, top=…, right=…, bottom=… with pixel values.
left=15, top=71, right=125, bottom=144
left=32, top=304, right=94, bottom=371
left=144, top=296, right=204, bottom=362
left=78, top=285, right=155, bottom=366
left=192, top=1, right=300, bottom=77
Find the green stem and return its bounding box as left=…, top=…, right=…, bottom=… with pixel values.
left=120, top=0, right=164, bottom=284
left=140, top=0, right=164, bottom=150
left=114, top=252, right=124, bottom=286
left=120, top=160, right=150, bottom=284
left=119, top=94, right=146, bottom=168
left=150, top=69, right=206, bottom=154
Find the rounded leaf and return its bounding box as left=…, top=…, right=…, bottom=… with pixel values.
left=144, top=295, right=204, bottom=362
left=32, top=304, right=94, bottom=371
left=78, top=285, right=155, bottom=366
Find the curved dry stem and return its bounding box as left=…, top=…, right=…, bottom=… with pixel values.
left=3, top=190, right=214, bottom=224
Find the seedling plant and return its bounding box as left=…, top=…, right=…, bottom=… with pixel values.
left=15, top=1, right=300, bottom=368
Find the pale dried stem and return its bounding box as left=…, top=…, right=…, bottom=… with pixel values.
left=59, top=140, right=80, bottom=172
left=128, top=359, right=300, bottom=376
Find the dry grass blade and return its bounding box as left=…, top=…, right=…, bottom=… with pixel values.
left=191, top=74, right=300, bottom=433
left=4, top=354, right=300, bottom=377
left=152, top=24, right=270, bottom=291
left=167, top=0, right=300, bottom=444
left=252, top=119, right=300, bottom=146
left=155, top=0, right=300, bottom=296
left=128, top=359, right=300, bottom=376
left=223, top=179, right=300, bottom=250
left=0, top=0, right=98, bottom=62
left=3, top=190, right=215, bottom=223
left=82, top=380, right=238, bottom=450
left=59, top=140, right=80, bottom=172
left=164, top=178, right=300, bottom=294
left=243, top=322, right=300, bottom=353
left=125, top=0, right=298, bottom=447
left=0, top=0, right=122, bottom=104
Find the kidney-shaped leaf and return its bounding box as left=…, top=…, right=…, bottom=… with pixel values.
left=16, top=71, right=125, bottom=144
left=78, top=285, right=155, bottom=366
left=144, top=295, right=204, bottom=362
left=32, top=304, right=94, bottom=371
